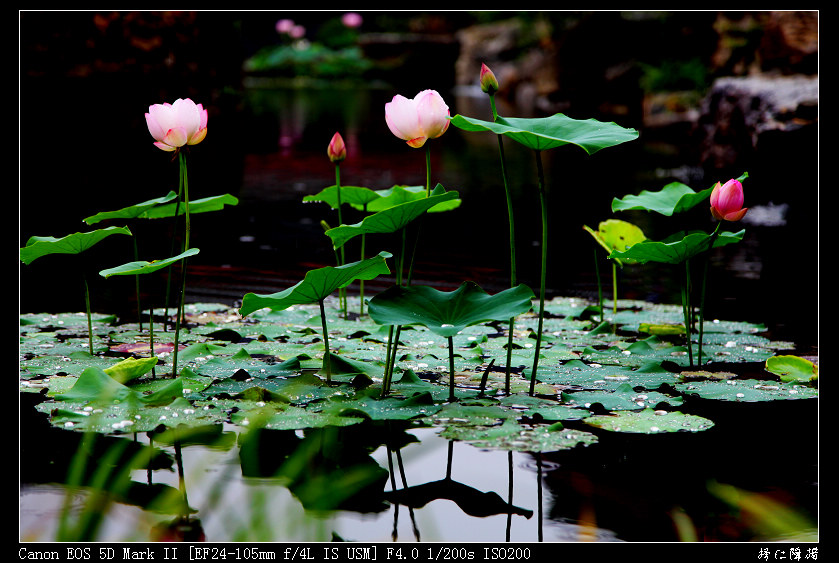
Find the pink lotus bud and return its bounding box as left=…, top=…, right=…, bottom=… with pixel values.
left=385, top=90, right=450, bottom=148
left=328, top=132, right=346, bottom=163
left=145, top=98, right=208, bottom=152
left=480, top=63, right=499, bottom=95
left=290, top=25, right=305, bottom=39
left=710, top=179, right=748, bottom=221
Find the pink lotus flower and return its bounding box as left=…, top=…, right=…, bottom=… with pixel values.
left=385, top=90, right=450, bottom=148
left=328, top=132, right=346, bottom=162
left=710, top=178, right=748, bottom=221
left=145, top=98, right=208, bottom=152
left=341, top=12, right=362, bottom=28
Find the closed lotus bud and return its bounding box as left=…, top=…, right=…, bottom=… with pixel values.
left=480, top=63, right=499, bottom=95
left=328, top=132, right=346, bottom=162
left=710, top=179, right=748, bottom=221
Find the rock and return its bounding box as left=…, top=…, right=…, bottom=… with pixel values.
left=697, top=74, right=818, bottom=170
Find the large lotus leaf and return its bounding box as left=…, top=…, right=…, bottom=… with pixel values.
left=449, top=113, right=638, bottom=153
left=83, top=191, right=178, bottom=225
left=138, top=194, right=239, bottom=219
left=584, top=408, right=715, bottom=434
left=325, top=185, right=460, bottom=249
left=239, top=251, right=392, bottom=317
left=302, top=185, right=381, bottom=209
left=99, top=248, right=200, bottom=278
left=611, top=182, right=714, bottom=216
left=367, top=281, right=535, bottom=338
left=20, top=226, right=132, bottom=265
left=608, top=229, right=745, bottom=265
left=362, top=185, right=461, bottom=213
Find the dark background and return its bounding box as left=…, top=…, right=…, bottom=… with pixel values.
left=19, top=11, right=818, bottom=352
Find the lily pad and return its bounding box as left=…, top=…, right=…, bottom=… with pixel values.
left=367, top=281, right=535, bottom=338
left=99, top=248, right=200, bottom=278
left=239, top=251, right=392, bottom=317
left=674, top=379, right=818, bottom=402
left=609, top=229, right=745, bottom=265
left=20, top=226, right=133, bottom=265
left=439, top=419, right=599, bottom=452
left=611, top=182, right=713, bottom=216
left=449, top=113, right=639, bottom=153
left=83, top=191, right=179, bottom=224
left=324, top=185, right=460, bottom=249
left=584, top=408, right=715, bottom=434
left=765, top=355, right=818, bottom=384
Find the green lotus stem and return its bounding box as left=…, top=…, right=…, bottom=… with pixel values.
left=83, top=274, right=93, bottom=355
left=425, top=145, right=431, bottom=197
left=447, top=336, right=456, bottom=402
left=335, top=163, right=347, bottom=319
left=681, top=259, right=694, bottom=366
left=132, top=236, right=142, bottom=331
left=171, top=151, right=191, bottom=376
left=163, top=175, right=184, bottom=332
left=359, top=203, right=368, bottom=317
left=594, top=248, right=604, bottom=324
left=489, top=91, right=518, bottom=395
left=149, top=307, right=156, bottom=378
left=319, top=298, right=332, bottom=383
left=612, top=261, right=618, bottom=315
left=529, top=149, right=548, bottom=396
left=698, top=224, right=720, bottom=365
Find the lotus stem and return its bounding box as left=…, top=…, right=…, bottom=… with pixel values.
left=612, top=261, right=618, bottom=315
left=490, top=92, right=518, bottom=396
left=171, top=151, right=191, bottom=376
left=83, top=274, right=93, bottom=355
left=529, top=149, right=548, bottom=396
left=335, top=163, right=347, bottom=319
left=319, top=298, right=332, bottom=383
left=133, top=236, right=142, bottom=331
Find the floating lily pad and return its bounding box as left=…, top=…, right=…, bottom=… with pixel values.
left=674, top=379, right=818, bottom=402
left=439, top=419, right=599, bottom=452
left=584, top=408, right=715, bottom=434
left=765, top=355, right=818, bottom=384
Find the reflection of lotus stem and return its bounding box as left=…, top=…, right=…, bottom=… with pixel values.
left=319, top=298, right=332, bottom=383
left=490, top=93, right=518, bottom=395
left=171, top=151, right=191, bottom=376
left=529, top=149, right=548, bottom=396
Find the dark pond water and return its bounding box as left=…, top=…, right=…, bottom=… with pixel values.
left=20, top=82, right=818, bottom=544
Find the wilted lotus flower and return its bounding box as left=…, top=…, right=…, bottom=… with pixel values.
left=710, top=178, right=748, bottom=221
left=145, top=98, right=208, bottom=152
left=385, top=90, right=450, bottom=148
left=328, top=132, right=346, bottom=162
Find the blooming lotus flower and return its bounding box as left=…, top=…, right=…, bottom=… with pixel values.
left=328, top=132, right=346, bottom=162
left=385, top=90, right=450, bottom=148
left=145, top=98, right=208, bottom=152
left=480, top=63, right=499, bottom=95
left=710, top=178, right=748, bottom=221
